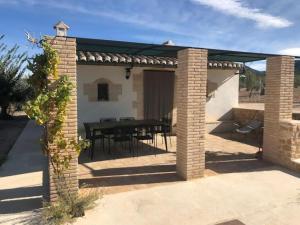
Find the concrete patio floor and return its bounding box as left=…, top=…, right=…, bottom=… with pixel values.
left=0, top=121, right=44, bottom=225
left=76, top=167, right=300, bottom=225
left=1, top=121, right=300, bottom=225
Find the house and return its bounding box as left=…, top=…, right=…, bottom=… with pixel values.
left=75, top=37, right=242, bottom=133
left=47, top=21, right=298, bottom=201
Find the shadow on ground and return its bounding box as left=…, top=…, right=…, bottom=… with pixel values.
left=79, top=164, right=181, bottom=188
left=0, top=185, right=43, bottom=214
left=79, top=140, right=171, bottom=163
left=205, top=151, right=272, bottom=174
left=0, top=115, right=28, bottom=166
left=78, top=131, right=287, bottom=194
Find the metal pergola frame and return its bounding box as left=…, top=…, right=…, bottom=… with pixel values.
left=74, top=36, right=300, bottom=63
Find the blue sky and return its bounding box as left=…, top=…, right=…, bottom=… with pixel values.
left=1, top=0, right=300, bottom=70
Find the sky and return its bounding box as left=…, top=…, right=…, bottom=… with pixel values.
left=1, top=0, right=300, bottom=71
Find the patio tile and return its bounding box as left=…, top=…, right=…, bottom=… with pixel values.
left=79, top=133, right=271, bottom=195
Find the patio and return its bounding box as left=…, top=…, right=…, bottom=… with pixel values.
left=78, top=133, right=270, bottom=195
left=0, top=123, right=298, bottom=225
left=43, top=30, right=300, bottom=201
left=75, top=165, right=300, bottom=225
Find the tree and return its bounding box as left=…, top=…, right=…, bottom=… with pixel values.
left=0, top=36, right=32, bottom=119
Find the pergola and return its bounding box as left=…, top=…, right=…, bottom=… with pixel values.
left=47, top=35, right=300, bottom=201
left=75, top=37, right=284, bottom=62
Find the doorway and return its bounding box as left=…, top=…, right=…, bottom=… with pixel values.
left=143, top=70, right=175, bottom=121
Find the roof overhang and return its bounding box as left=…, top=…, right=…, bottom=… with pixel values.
left=74, top=37, right=300, bottom=63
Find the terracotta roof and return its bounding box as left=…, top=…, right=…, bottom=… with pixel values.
left=77, top=51, right=243, bottom=69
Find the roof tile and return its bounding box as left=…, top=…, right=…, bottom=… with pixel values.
left=77, top=51, right=242, bottom=69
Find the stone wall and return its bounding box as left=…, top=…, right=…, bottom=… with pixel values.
left=233, top=107, right=300, bottom=126
left=278, top=119, right=300, bottom=171
left=83, top=78, right=122, bottom=102
left=232, top=108, right=264, bottom=125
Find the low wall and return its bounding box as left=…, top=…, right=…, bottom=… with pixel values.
left=233, top=107, right=300, bottom=125
left=278, top=120, right=300, bottom=171
left=232, top=108, right=264, bottom=125
left=233, top=107, right=300, bottom=172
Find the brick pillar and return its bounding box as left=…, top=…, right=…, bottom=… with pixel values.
left=46, top=36, right=78, bottom=202
left=176, top=48, right=208, bottom=180
left=263, top=56, right=294, bottom=164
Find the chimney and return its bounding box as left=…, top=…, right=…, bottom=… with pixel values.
left=53, top=21, right=70, bottom=37
left=162, top=40, right=175, bottom=46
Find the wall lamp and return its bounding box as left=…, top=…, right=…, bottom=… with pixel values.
left=125, top=65, right=133, bottom=79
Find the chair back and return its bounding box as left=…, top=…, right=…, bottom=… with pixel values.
left=83, top=123, right=92, bottom=139
left=247, top=120, right=262, bottom=130
left=161, top=117, right=172, bottom=133
left=100, top=118, right=117, bottom=135
left=100, top=118, right=117, bottom=123
left=136, top=125, right=154, bottom=138
left=113, top=127, right=127, bottom=137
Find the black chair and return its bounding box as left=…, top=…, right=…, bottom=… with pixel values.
left=162, top=117, right=172, bottom=146
left=83, top=123, right=104, bottom=160
left=112, top=127, right=134, bottom=155
left=152, top=117, right=172, bottom=149
left=99, top=118, right=117, bottom=154
left=134, top=125, right=155, bottom=156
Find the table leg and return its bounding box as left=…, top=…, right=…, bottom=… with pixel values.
left=163, top=129, right=168, bottom=152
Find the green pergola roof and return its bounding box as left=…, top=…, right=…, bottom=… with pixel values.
left=75, top=37, right=300, bottom=63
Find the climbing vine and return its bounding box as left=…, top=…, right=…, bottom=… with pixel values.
left=24, top=38, right=88, bottom=176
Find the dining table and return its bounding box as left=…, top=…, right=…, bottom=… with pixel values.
left=86, top=119, right=169, bottom=152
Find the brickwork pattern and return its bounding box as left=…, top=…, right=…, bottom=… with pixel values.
left=278, top=120, right=300, bottom=171
left=176, top=48, right=208, bottom=180
left=263, top=56, right=295, bottom=165
left=47, top=36, right=78, bottom=202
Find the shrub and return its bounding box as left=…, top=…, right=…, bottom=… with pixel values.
left=42, top=187, right=100, bottom=225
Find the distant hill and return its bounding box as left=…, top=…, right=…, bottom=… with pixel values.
left=245, top=66, right=265, bottom=76
left=245, top=60, right=300, bottom=87
left=246, top=60, right=300, bottom=76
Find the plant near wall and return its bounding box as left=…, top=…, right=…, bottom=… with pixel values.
left=24, top=36, right=97, bottom=224
left=24, top=38, right=88, bottom=175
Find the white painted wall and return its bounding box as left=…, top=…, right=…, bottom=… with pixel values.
left=77, top=65, right=137, bottom=129
left=206, top=69, right=239, bottom=121
left=77, top=65, right=239, bottom=130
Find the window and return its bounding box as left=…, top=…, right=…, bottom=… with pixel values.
left=97, top=83, right=109, bottom=101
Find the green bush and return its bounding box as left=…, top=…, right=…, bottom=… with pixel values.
left=42, top=187, right=100, bottom=225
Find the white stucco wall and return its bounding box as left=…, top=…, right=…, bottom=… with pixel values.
left=77, top=65, right=239, bottom=130
left=206, top=69, right=239, bottom=121
left=77, top=65, right=137, bottom=129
